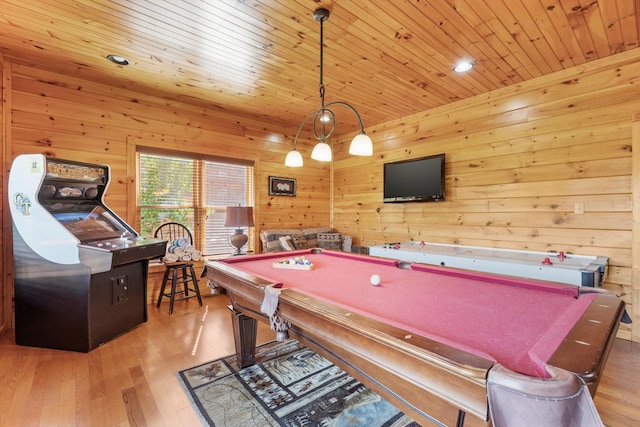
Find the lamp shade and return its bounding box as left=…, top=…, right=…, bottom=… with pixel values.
left=285, top=149, right=304, bottom=167
left=311, top=141, right=332, bottom=161
left=224, top=206, right=255, bottom=228
left=349, top=133, right=373, bottom=156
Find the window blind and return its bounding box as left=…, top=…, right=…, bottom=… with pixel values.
left=138, top=151, right=254, bottom=256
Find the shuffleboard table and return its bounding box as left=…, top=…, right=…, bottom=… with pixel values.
left=368, top=241, right=608, bottom=287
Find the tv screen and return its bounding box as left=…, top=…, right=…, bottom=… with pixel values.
left=383, top=154, right=445, bottom=203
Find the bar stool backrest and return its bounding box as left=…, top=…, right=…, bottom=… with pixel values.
left=154, top=222, right=193, bottom=247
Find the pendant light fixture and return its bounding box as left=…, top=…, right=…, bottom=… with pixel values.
left=285, top=8, right=373, bottom=167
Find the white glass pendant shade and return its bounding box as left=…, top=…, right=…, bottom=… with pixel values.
left=285, top=149, right=304, bottom=167
left=311, top=142, right=332, bottom=161
left=349, top=133, right=373, bottom=156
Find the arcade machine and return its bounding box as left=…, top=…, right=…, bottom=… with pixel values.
left=8, top=154, right=167, bottom=352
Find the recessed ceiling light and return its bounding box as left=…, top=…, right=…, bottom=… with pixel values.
left=454, top=61, right=473, bottom=73
left=107, top=54, right=130, bottom=66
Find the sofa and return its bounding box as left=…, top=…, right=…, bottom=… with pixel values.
left=259, top=226, right=342, bottom=253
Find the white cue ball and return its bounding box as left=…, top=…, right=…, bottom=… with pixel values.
left=370, top=274, right=381, bottom=286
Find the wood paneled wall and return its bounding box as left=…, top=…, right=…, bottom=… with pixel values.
left=333, top=48, right=640, bottom=341
left=0, top=62, right=331, bottom=329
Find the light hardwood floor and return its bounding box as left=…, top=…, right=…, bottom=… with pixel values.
left=0, top=293, right=638, bottom=426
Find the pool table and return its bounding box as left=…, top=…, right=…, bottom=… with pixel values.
left=205, top=249, right=624, bottom=427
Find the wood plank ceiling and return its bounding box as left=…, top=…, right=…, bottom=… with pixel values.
left=0, top=0, right=638, bottom=134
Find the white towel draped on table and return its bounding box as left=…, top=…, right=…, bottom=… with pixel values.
left=260, top=285, right=291, bottom=341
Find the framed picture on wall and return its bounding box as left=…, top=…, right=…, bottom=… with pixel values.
left=269, top=176, right=296, bottom=196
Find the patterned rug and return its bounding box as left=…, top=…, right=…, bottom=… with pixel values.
left=177, top=339, right=420, bottom=426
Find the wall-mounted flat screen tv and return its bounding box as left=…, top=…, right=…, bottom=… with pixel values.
left=383, top=153, right=445, bottom=203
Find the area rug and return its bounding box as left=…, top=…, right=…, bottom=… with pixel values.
left=177, top=339, right=420, bottom=426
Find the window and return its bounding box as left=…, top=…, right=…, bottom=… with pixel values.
left=138, top=151, right=254, bottom=256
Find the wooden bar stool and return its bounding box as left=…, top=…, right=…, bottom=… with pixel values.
left=154, top=222, right=203, bottom=314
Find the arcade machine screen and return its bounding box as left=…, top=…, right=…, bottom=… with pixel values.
left=52, top=205, right=132, bottom=242
left=38, top=176, right=136, bottom=242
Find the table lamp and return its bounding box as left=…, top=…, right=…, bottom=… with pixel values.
left=225, top=206, right=255, bottom=255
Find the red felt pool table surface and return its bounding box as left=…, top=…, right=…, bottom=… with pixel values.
left=206, top=249, right=624, bottom=426
left=223, top=250, right=593, bottom=377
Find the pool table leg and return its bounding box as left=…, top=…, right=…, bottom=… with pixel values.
left=228, top=305, right=257, bottom=368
